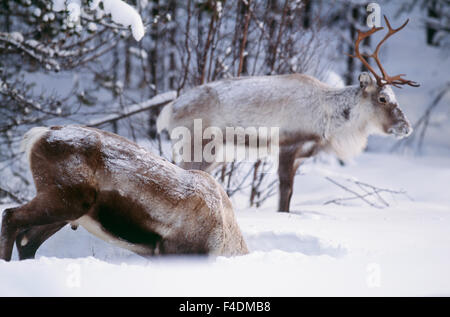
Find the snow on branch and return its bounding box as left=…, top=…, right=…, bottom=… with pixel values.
left=87, top=91, right=176, bottom=127
left=99, top=0, right=145, bottom=41
left=54, top=0, right=145, bottom=41
left=0, top=32, right=60, bottom=71
left=0, top=31, right=118, bottom=71
left=0, top=80, right=64, bottom=118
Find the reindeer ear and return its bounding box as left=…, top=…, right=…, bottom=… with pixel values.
left=358, top=72, right=374, bottom=89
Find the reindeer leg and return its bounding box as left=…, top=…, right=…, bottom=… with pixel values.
left=278, top=148, right=297, bottom=212
left=0, top=186, right=94, bottom=261
left=277, top=137, right=317, bottom=212
left=0, top=207, right=20, bottom=261
left=15, top=222, right=66, bottom=260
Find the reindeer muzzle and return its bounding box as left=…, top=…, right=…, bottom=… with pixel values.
left=388, top=121, right=412, bottom=138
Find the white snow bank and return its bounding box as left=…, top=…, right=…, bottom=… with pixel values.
left=1, top=152, right=449, bottom=296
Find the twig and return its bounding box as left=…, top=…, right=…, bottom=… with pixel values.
left=0, top=186, right=26, bottom=204
left=87, top=92, right=175, bottom=127
left=237, top=0, right=252, bottom=76
left=393, top=84, right=450, bottom=153
left=324, top=176, right=409, bottom=209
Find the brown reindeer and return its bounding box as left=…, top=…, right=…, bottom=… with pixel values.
left=0, top=126, right=248, bottom=261
left=157, top=16, right=419, bottom=212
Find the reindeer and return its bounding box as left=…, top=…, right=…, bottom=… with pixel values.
left=0, top=126, right=248, bottom=261
left=157, top=16, right=419, bottom=212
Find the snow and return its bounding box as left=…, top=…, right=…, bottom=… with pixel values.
left=0, top=152, right=449, bottom=296
left=87, top=90, right=176, bottom=127
left=67, top=2, right=81, bottom=22
left=43, top=12, right=55, bottom=22
left=52, top=0, right=67, bottom=12
left=87, top=22, right=97, bottom=32
left=129, top=46, right=148, bottom=59
left=52, top=0, right=145, bottom=41
left=33, top=8, right=41, bottom=17
left=9, top=32, right=24, bottom=43
left=101, top=0, right=145, bottom=41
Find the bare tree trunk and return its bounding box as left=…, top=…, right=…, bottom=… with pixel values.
left=302, top=0, right=312, bottom=29
left=168, top=0, right=177, bottom=90
left=112, top=45, right=120, bottom=134
left=345, top=6, right=359, bottom=85
left=124, top=37, right=132, bottom=89
left=178, top=0, right=192, bottom=94
left=266, top=0, right=278, bottom=74
left=426, top=0, right=440, bottom=46
left=249, top=160, right=261, bottom=207
left=238, top=0, right=251, bottom=76
left=199, top=2, right=216, bottom=84
left=3, top=1, right=10, bottom=32
left=148, top=0, right=160, bottom=139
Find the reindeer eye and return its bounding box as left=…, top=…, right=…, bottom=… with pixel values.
left=379, top=97, right=387, bottom=104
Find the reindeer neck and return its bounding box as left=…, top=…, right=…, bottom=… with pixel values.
left=322, top=85, right=373, bottom=160
left=324, top=85, right=361, bottom=113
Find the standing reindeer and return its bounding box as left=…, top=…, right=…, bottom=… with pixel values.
left=0, top=126, right=248, bottom=261
left=157, top=16, right=419, bottom=212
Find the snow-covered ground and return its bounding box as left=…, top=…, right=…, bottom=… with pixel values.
left=1, top=152, right=449, bottom=296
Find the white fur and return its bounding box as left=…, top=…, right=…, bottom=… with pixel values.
left=160, top=73, right=408, bottom=163
left=156, top=101, right=173, bottom=133
left=20, top=236, right=28, bottom=247
left=328, top=129, right=368, bottom=160
left=302, top=141, right=317, bottom=153
left=379, top=85, right=397, bottom=105
left=20, top=127, right=50, bottom=164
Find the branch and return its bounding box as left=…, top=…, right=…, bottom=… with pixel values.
left=0, top=80, right=63, bottom=117
left=87, top=91, right=176, bottom=127
left=393, top=83, right=450, bottom=153
left=0, top=185, right=26, bottom=204
left=237, top=0, right=252, bottom=76
left=324, top=176, right=410, bottom=209
left=0, top=31, right=117, bottom=71
left=0, top=32, right=60, bottom=71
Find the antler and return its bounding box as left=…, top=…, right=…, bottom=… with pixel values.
left=349, top=15, right=420, bottom=88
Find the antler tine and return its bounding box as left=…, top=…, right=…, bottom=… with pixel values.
left=348, top=16, right=419, bottom=88
left=384, top=15, right=410, bottom=33
left=370, top=16, right=420, bottom=87
left=374, top=16, right=409, bottom=57
left=371, top=16, right=410, bottom=82
left=390, top=75, right=420, bottom=88
left=349, top=26, right=384, bottom=84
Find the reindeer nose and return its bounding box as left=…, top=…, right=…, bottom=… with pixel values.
left=388, top=122, right=412, bottom=138
left=405, top=125, right=413, bottom=137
